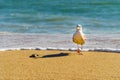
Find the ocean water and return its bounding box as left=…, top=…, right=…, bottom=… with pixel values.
left=0, top=0, right=120, bottom=34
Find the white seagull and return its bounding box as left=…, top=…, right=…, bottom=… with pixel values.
left=72, top=24, right=86, bottom=55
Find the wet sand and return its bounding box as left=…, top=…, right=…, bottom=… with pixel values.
left=0, top=33, right=120, bottom=49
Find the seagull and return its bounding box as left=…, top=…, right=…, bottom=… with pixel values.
left=72, top=24, right=86, bottom=55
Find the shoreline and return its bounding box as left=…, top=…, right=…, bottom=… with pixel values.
left=0, top=47, right=120, bottom=53
left=0, top=33, right=120, bottom=52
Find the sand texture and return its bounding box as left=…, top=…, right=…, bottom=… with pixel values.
left=0, top=50, right=120, bottom=80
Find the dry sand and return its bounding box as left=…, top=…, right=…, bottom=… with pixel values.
left=0, top=50, right=120, bottom=80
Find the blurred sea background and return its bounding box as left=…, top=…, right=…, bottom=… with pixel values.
left=0, top=0, right=120, bottom=34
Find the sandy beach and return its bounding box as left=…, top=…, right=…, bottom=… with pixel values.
left=0, top=50, right=120, bottom=80
left=0, top=34, right=120, bottom=80
left=0, top=0, right=120, bottom=79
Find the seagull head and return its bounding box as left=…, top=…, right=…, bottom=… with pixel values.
left=76, top=24, right=82, bottom=31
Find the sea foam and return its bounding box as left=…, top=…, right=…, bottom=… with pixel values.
left=0, top=47, right=119, bottom=53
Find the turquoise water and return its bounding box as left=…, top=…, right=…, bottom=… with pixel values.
left=0, top=0, right=120, bottom=34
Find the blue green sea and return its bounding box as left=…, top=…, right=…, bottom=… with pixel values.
left=0, top=0, right=120, bottom=34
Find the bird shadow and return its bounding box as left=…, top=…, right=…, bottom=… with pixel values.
left=41, top=53, right=69, bottom=58
left=29, top=53, right=69, bottom=59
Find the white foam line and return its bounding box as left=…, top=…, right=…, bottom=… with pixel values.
left=0, top=47, right=120, bottom=53
left=0, top=48, right=21, bottom=51
left=92, top=48, right=120, bottom=53
left=46, top=47, right=57, bottom=50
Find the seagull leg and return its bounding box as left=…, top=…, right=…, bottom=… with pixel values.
left=80, top=45, right=83, bottom=55
left=77, top=48, right=80, bottom=53
left=77, top=45, right=83, bottom=55
left=77, top=44, right=79, bottom=53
